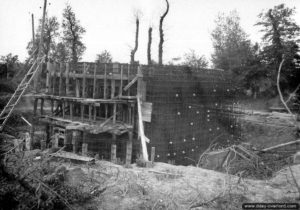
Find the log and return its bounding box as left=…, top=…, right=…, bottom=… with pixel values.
left=262, top=139, right=300, bottom=152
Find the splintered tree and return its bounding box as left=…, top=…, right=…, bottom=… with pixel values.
left=147, top=27, right=153, bottom=65
left=158, top=0, right=169, bottom=65
left=130, top=16, right=139, bottom=64
left=62, top=4, right=86, bottom=64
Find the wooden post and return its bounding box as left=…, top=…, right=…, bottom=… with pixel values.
left=59, top=63, right=63, bottom=96
left=119, top=65, right=123, bottom=96
left=111, top=134, right=117, bottom=163
left=51, top=99, right=54, bottom=115
left=52, top=63, right=57, bottom=94
left=127, top=64, right=130, bottom=96
left=88, top=104, right=92, bottom=121
left=104, top=64, right=107, bottom=99
left=70, top=102, right=73, bottom=120
left=126, top=131, right=133, bottom=165
left=66, top=63, right=70, bottom=95
left=62, top=101, right=65, bottom=118
left=46, top=62, right=50, bottom=93
left=40, top=98, right=44, bottom=115
left=93, top=105, right=97, bottom=121
left=113, top=103, right=117, bottom=124
left=151, top=147, right=155, bottom=163
left=33, top=98, right=38, bottom=116
left=81, top=104, right=84, bottom=121
left=82, top=63, right=87, bottom=98
left=93, top=63, right=97, bottom=99
left=111, top=79, right=115, bottom=99
left=29, top=127, right=34, bottom=150
left=76, top=78, right=80, bottom=97
left=82, top=131, right=88, bottom=156
left=72, top=130, right=81, bottom=154
left=53, top=133, right=59, bottom=148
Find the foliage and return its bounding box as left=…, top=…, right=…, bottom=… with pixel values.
left=95, top=50, right=113, bottom=63
left=62, top=4, right=86, bottom=64
left=0, top=53, right=20, bottom=78
left=211, top=11, right=254, bottom=71
left=256, top=4, right=300, bottom=91
left=52, top=42, right=69, bottom=63
left=181, top=50, right=208, bottom=68
left=27, top=16, right=60, bottom=62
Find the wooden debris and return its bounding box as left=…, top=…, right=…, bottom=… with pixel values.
left=50, top=151, right=95, bottom=163
left=262, top=139, right=300, bottom=152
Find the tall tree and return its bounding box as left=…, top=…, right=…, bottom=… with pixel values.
left=158, top=0, right=169, bottom=65
left=0, top=54, right=19, bottom=78
left=62, top=4, right=86, bottom=64
left=182, top=50, right=208, bottom=68
left=211, top=11, right=253, bottom=71
left=52, top=42, right=69, bottom=63
left=96, top=50, right=113, bottom=63
left=256, top=4, right=300, bottom=90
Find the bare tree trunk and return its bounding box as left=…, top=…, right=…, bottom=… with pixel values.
left=158, top=0, right=169, bottom=65
left=147, top=27, right=152, bottom=65
left=130, top=18, right=139, bottom=64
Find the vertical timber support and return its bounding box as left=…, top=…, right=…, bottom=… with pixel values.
left=111, top=134, right=117, bottom=163
left=40, top=98, right=44, bottom=115
left=82, top=63, right=87, bottom=98
left=126, top=131, right=133, bottom=165
left=59, top=63, right=63, bottom=96
left=72, top=130, right=81, bottom=154
left=66, top=63, right=70, bottom=95
left=82, top=131, right=88, bottom=156
left=119, top=65, right=123, bottom=97
left=104, top=64, right=107, bottom=99
left=93, top=63, right=97, bottom=99
left=46, top=62, right=51, bottom=93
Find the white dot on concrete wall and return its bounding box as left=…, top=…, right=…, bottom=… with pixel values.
left=176, top=94, right=179, bottom=97
left=209, top=128, right=212, bottom=131
left=190, top=122, right=194, bottom=126
left=157, top=155, right=160, bottom=158
left=227, top=89, right=230, bottom=92
left=207, top=114, right=210, bottom=117
left=217, top=127, right=220, bottom=130
left=196, top=111, right=199, bottom=114
left=192, top=149, right=194, bottom=152
left=193, top=93, right=196, bottom=96
left=182, top=151, right=185, bottom=154
left=230, top=125, right=233, bottom=128
left=169, top=141, right=173, bottom=144
left=213, top=89, right=216, bottom=92
left=215, top=103, right=218, bottom=106
left=177, top=112, right=181, bottom=115
left=183, top=139, right=186, bottom=142
left=174, top=152, right=176, bottom=156
left=167, top=153, right=170, bottom=156
left=207, top=119, right=210, bottom=122
left=207, top=110, right=210, bottom=113
left=109, top=72, right=112, bottom=76
left=188, top=106, right=192, bottom=109
left=192, top=137, right=195, bottom=141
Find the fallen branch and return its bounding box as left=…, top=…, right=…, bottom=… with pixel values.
left=262, top=139, right=300, bottom=152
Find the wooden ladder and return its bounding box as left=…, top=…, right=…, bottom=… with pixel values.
left=0, top=57, right=45, bottom=131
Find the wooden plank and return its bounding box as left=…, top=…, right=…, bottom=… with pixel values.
left=94, top=105, right=97, bottom=121
left=123, top=75, right=138, bottom=91
left=75, top=78, right=80, bottom=97
left=141, top=102, right=152, bottom=122
left=137, top=66, right=146, bottom=101
left=137, top=97, right=149, bottom=161
left=81, top=104, right=84, bottom=121
left=104, top=64, right=107, bottom=99
left=50, top=151, right=95, bottom=163
left=72, top=130, right=81, bottom=153
left=93, top=63, right=97, bottom=99
left=65, top=63, right=70, bottom=95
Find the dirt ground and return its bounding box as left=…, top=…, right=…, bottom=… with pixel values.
left=58, top=158, right=300, bottom=210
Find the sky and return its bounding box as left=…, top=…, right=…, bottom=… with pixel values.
left=0, top=0, right=299, bottom=66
